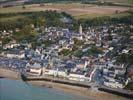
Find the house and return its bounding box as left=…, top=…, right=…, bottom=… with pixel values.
left=3, top=40, right=20, bottom=49
left=59, top=40, right=66, bottom=45
left=122, top=49, right=130, bottom=54
left=43, top=67, right=67, bottom=78
left=104, top=81, right=124, bottom=88
left=75, top=60, right=88, bottom=69
left=6, top=53, right=25, bottom=59
left=69, top=39, right=74, bottom=45
left=6, top=50, right=25, bottom=59
left=57, top=67, right=67, bottom=78
left=127, top=65, right=133, bottom=80
left=60, top=17, right=72, bottom=24
left=114, top=68, right=126, bottom=75
left=68, top=72, right=86, bottom=82
left=43, top=68, right=55, bottom=76
left=26, top=62, right=42, bottom=76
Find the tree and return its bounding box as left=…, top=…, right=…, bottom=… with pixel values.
left=13, top=25, right=37, bottom=42
left=73, top=38, right=84, bottom=46
left=2, top=37, right=11, bottom=45
left=87, top=46, right=103, bottom=56
left=73, top=50, right=83, bottom=58
left=108, top=34, right=112, bottom=41
left=116, top=53, right=133, bottom=65
left=31, top=42, right=41, bottom=50
left=72, top=45, right=78, bottom=51
left=37, top=17, right=45, bottom=27
left=22, top=5, right=26, bottom=9
left=59, top=49, right=71, bottom=56
left=43, top=40, right=52, bottom=47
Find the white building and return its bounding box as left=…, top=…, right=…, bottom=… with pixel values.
left=6, top=50, right=25, bottom=59
left=43, top=68, right=67, bottom=78
left=26, top=62, right=42, bottom=76
left=79, top=24, right=83, bottom=35
left=68, top=72, right=87, bottom=82
left=78, top=24, right=83, bottom=40
left=4, top=43, right=20, bottom=49
left=104, top=81, right=124, bottom=88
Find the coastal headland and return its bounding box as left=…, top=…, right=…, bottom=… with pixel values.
left=0, top=68, right=131, bottom=100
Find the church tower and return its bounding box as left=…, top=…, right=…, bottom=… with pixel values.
left=79, top=24, right=83, bottom=35
left=78, top=24, right=83, bottom=40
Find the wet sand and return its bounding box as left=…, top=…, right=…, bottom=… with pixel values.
left=28, top=80, right=130, bottom=100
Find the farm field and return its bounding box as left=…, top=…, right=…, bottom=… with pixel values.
left=0, top=3, right=131, bottom=19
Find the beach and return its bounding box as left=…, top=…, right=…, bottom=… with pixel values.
left=28, top=80, right=130, bottom=100
left=0, top=68, right=130, bottom=100
left=0, top=68, right=20, bottom=79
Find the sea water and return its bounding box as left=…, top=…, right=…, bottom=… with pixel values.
left=0, top=78, right=83, bottom=100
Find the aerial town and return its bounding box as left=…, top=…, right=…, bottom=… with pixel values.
left=0, top=0, right=133, bottom=100
left=0, top=22, right=133, bottom=89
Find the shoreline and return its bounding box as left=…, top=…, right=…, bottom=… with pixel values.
left=0, top=68, right=20, bottom=80
left=0, top=68, right=130, bottom=100
left=28, top=80, right=130, bottom=100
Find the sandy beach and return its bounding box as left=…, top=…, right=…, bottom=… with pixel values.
left=0, top=68, right=130, bottom=100
left=28, top=80, right=130, bottom=100
left=0, top=68, right=20, bottom=79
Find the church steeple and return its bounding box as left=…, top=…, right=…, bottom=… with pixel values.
left=79, top=24, right=82, bottom=35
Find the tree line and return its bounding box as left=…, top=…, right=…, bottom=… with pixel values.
left=0, top=11, right=133, bottom=31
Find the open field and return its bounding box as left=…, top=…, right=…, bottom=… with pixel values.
left=0, top=3, right=131, bottom=19
left=75, top=12, right=132, bottom=19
